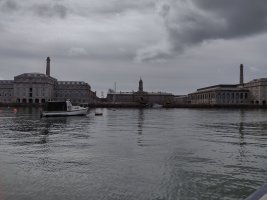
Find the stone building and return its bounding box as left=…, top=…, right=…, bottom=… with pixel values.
left=106, top=78, right=174, bottom=105
left=55, top=81, right=95, bottom=104
left=186, top=64, right=267, bottom=106
left=0, top=80, right=14, bottom=103
left=14, top=73, right=57, bottom=104
left=244, top=78, right=267, bottom=105
left=188, top=85, right=249, bottom=105
left=0, top=57, right=96, bottom=105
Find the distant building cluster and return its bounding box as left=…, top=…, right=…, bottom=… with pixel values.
left=0, top=58, right=267, bottom=107
left=106, top=64, right=267, bottom=107
left=0, top=57, right=96, bottom=104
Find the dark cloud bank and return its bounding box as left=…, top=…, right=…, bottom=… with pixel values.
left=1, top=0, right=267, bottom=63
left=136, top=0, right=267, bottom=62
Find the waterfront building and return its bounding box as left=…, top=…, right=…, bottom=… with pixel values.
left=188, top=85, right=249, bottom=105
left=14, top=73, right=57, bottom=104
left=0, top=80, right=13, bottom=103
left=55, top=81, right=95, bottom=104
left=187, top=64, right=267, bottom=106
left=0, top=57, right=96, bottom=105
left=106, top=78, right=174, bottom=105
left=244, top=78, right=267, bottom=105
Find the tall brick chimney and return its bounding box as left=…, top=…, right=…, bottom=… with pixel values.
left=240, top=64, right=244, bottom=85
left=46, top=57, right=50, bottom=76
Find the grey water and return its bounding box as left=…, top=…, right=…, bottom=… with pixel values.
left=0, top=107, right=267, bottom=200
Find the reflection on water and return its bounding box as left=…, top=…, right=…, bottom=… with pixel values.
left=137, top=109, right=144, bottom=135
left=0, top=107, right=267, bottom=200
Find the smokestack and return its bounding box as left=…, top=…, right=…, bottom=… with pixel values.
left=139, top=77, right=143, bottom=92
left=46, top=57, right=50, bottom=76
left=240, top=64, right=244, bottom=85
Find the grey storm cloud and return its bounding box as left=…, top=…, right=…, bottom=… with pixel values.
left=32, top=3, right=68, bottom=19
left=70, top=0, right=154, bottom=16
left=136, top=0, right=267, bottom=62
left=0, top=0, right=19, bottom=12
left=0, top=0, right=68, bottom=18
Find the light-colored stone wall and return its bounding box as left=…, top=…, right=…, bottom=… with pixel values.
left=244, top=79, right=267, bottom=105
left=13, top=73, right=56, bottom=103
left=188, top=88, right=249, bottom=105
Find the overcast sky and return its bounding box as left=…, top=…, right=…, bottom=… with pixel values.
left=1, top=0, right=267, bottom=96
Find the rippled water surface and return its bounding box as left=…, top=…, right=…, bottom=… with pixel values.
left=0, top=107, right=267, bottom=200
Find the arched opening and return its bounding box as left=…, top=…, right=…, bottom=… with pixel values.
left=35, top=99, right=39, bottom=103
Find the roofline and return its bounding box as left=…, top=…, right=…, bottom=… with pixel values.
left=197, top=84, right=239, bottom=91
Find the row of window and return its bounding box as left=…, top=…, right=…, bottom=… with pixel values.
left=16, top=98, right=46, bottom=103
left=190, top=92, right=248, bottom=100
left=55, top=92, right=87, bottom=97
left=0, top=93, right=12, bottom=97
left=216, top=100, right=245, bottom=104
left=15, top=88, right=46, bottom=92
left=217, top=92, right=248, bottom=99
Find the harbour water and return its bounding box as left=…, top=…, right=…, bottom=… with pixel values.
left=0, top=107, right=267, bottom=200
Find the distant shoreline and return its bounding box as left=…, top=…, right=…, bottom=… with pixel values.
left=1, top=102, right=267, bottom=109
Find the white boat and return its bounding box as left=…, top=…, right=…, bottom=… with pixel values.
left=41, top=100, right=88, bottom=117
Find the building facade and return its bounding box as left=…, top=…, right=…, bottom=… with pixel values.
left=188, top=85, right=249, bottom=105
left=55, top=81, right=95, bottom=104
left=0, top=57, right=96, bottom=105
left=244, top=78, right=267, bottom=105
left=186, top=64, right=267, bottom=106
left=106, top=78, right=174, bottom=105
left=0, top=80, right=14, bottom=103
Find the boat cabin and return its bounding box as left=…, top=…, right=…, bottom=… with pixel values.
left=44, top=101, right=72, bottom=111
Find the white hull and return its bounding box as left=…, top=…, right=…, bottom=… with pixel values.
left=41, top=107, right=88, bottom=117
